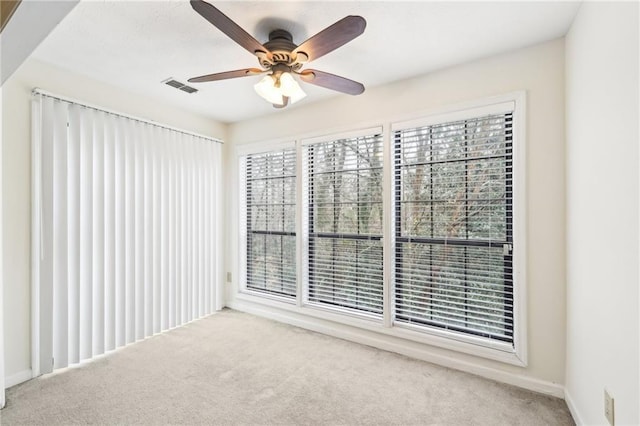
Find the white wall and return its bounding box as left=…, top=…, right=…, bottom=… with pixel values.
left=2, top=58, right=227, bottom=386
left=565, top=2, right=639, bottom=425
left=225, top=39, right=567, bottom=393
left=0, top=84, right=4, bottom=406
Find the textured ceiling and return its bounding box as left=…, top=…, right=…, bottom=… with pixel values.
left=32, top=1, right=581, bottom=123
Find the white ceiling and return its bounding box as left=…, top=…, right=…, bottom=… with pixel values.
left=32, top=1, right=581, bottom=123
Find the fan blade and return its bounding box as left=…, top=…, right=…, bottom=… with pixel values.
left=299, top=70, right=364, bottom=95
left=293, top=16, right=366, bottom=63
left=190, top=0, right=268, bottom=56
left=188, top=68, right=264, bottom=83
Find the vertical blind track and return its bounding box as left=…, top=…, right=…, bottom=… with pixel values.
left=32, top=88, right=223, bottom=144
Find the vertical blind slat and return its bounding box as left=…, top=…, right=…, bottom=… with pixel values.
left=203, top=142, right=211, bottom=314
left=184, top=140, right=191, bottom=322
left=104, top=113, right=116, bottom=353
left=52, top=99, right=68, bottom=369
left=92, top=110, right=105, bottom=357
left=189, top=139, right=196, bottom=320
left=114, top=116, right=126, bottom=348
left=134, top=121, right=144, bottom=341
left=152, top=126, right=161, bottom=334
left=124, top=118, right=136, bottom=345
left=40, top=97, right=55, bottom=374
left=143, top=124, right=152, bottom=337
left=190, top=138, right=196, bottom=318
left=67, top=104, right=81, bottom=365
left=160, top=133, right=169, bottom=330
left=79, top=107, right=94, bottom=361
left=169, top=131, right=177, bottom=328
left=178, top=138, right=185, bottom=325
left=190, top=138, right=197, bottom=319
left=198, top=140, right=205, bottom=318
left=214, top=143, right=222, bottom=309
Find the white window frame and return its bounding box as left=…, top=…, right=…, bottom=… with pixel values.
left=390, top=93, right=527, bottom=364
left=236, top=91, right=527, bottom=366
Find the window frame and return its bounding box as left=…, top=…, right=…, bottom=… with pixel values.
left=391, top=101, right=521, bottom=353
left=236, top=92, right=527, bottom=366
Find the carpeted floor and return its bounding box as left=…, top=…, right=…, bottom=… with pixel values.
left=1, top=309, right=574, bottom=425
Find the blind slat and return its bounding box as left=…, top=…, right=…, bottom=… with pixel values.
left=52, top=99, right=68, bottom=370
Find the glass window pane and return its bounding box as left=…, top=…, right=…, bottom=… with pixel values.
left=306, top=133, right=384, bottom=316
left=245, top=148, right=296, bottom=298
left=394, top=112, right=514, bottom=344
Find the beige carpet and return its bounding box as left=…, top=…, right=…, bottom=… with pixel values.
left=1, top=309, right=573, bottom=425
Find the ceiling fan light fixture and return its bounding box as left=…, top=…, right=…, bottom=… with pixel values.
left=254, top=71, right=306, bottom=106
left=254, top=74, right=285, bottom=105
left=279, top=72, right=306, bottom=104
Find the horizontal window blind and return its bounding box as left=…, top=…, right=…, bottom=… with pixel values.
left=305, top=133, right=384, bottom=316
left=394, top=113, right=514, bottom=342
left=239, top=99, right=523, bottom=356
left=243, top=149, right=297, bottom=298
left=32, top=93, right=221, bottom=374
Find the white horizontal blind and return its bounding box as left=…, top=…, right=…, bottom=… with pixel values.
left=305, top=133, right=384, bottom=316
left=394, top=112, right=514, bottom=342
left=33, top=93, right=221, bottom=373
left=243, top=149, right=297, bottom=298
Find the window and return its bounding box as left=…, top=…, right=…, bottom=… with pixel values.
left=243, top=148, right=297, bottom=298
left=238, top=95, right=524, bottom=361
left=304, top=132, right=384, bottom=316
left=394, top=111, right=514, bottom=343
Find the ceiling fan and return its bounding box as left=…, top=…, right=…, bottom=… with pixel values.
left=188, top=0, right=367, bottom=108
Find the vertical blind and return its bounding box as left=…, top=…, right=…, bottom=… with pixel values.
left=304, top=132, right=384, bottom=316
left=394, top=112, right=514, bottom=342
left=242, top=148, right=297, bottom=298
left=32, top=93, right=222, bottom=373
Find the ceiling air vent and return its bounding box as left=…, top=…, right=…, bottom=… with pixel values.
left=162, top=78, right=198, bottom=94
left=179, top=85, right=198, bottom=94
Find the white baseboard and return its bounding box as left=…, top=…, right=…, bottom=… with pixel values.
left=564, top=389, right=584, bottom=425
left=5, top=369, right=33, bottom=389
left=228, top=299, right=565, bottom=399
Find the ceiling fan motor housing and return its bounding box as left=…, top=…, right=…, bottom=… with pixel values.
left=258, top=30, right=305, bottom=70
